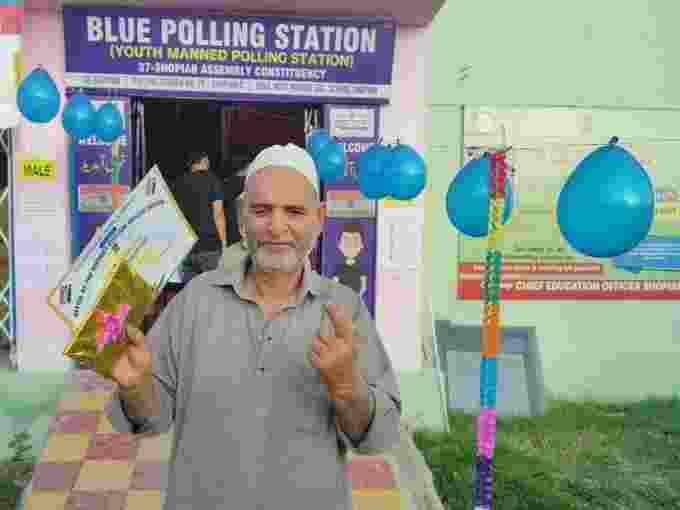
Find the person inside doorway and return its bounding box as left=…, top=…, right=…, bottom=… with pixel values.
left=331, top=222, right=368, bottom=300
left=104, top=143, right=401, bottom=510
left=172, top=151, right=227, bottom=280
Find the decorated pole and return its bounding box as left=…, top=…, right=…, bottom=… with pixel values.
left=472, top=148, right=509, bottom=509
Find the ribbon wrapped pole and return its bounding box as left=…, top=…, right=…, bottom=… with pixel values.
left=472, top=150, right=508, bottom=510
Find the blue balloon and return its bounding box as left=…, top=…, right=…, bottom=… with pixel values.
left=387, top=144, right=427, bottom=200
left=17, top=67, right=61, bottom=124
left=446, top=155, right=513, bottom=237
left=316, top=141, right=345, bottom=183
left=557, top=142, right=654, bottom=258
left=62, top=93, right=96, bottom=140
left=95, top=102, right=124, bottom=143
left=357, top=144, right=391, bottom=199
left=306, top=129, right=331, bottom=159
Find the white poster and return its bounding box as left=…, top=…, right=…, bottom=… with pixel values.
left=329, top=107, right=375, bottom=139
left=379, top=207, right=424, bottom=270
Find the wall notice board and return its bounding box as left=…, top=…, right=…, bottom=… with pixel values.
left=458, top=106, right=680, bottom=300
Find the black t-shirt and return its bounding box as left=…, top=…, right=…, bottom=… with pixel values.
left=333, top=262, right=364, bottom=294
left=223, top=175, right=245, bottom=245
left=172, top=171, right=225, bottom=253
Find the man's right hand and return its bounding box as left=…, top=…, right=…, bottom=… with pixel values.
left=109, top=325, right=153, bottom=390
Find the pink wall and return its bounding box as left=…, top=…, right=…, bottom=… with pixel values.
left=14, top=8, right=428, bottom=371
left=375, top=26, right=430, bottom=370
left=14, top=9, right=71, bottom=370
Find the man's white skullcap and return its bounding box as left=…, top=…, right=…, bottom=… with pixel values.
left=246, top=143, right=319, bottom=195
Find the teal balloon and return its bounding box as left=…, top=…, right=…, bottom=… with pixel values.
left=62, top=93, right=96, bottom=140
left=306, top=129, right=331, bottom=159
left=446, top=155, right=513, bottom=237
left=316, top=140, right=345, bottom=183
left=16, top=67, right=61, bottom=124
left=387, top=144, right=427, bottom=200
left=95, top=102, right=124, bottom=143
left=557, top=141, right=654, bottom=258
left=357, top=143, right=391, bottom=199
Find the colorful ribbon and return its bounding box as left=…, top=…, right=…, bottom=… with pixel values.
left=94, top=303, right=130, bottom=354
left=473, top=454, right=494, bottom=508
left=476, top=408, right=497, bottom=458
left=472, top=150, right=508, bottom=509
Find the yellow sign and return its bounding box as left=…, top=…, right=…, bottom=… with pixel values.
left=19, top=159, right=56, bottom=181
left=382, top=197, right=416, bottom=208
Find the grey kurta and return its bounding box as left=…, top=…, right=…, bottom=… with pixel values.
left=106, top=256, right=401, bottom=510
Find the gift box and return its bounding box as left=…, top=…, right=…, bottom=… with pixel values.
left=62, top=256, right=156, bottom=378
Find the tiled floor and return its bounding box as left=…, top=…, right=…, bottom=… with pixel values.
left=22, top=370, right=404, bottom=510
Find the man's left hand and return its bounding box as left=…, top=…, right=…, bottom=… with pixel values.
left=310, top=303, right=354, bottom=402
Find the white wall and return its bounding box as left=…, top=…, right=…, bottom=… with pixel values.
left=15, top=9, right=71, bottom=370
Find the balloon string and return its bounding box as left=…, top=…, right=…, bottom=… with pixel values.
left=473, top=151, right=507, bottom=510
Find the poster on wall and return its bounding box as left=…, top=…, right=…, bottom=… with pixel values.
left=458, top=107, right=680, bottom=300
left=322, top=104, right=379, bottom=315
left=323, top=218, right=377, bottom=314
left=62, top=7, right=395, bottom=104
left=0, top=1, right=21, bottom=128
left=71, top=97, right=131, bottom=257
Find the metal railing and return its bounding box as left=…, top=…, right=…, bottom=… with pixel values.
left=0, top=128, right=16, bottom=368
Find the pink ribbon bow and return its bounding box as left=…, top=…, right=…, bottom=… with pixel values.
left=94, top=303, right=131, bottom=354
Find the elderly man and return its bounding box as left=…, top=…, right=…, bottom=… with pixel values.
left=104, top=143, right=401, bottom=510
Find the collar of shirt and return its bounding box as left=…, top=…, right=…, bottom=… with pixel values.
left=203, top=254, right=325, bottom=305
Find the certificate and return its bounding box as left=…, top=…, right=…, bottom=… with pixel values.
left=48, top=165, right=197, bottom=333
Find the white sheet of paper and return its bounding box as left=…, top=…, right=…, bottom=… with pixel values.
left=379, top=207, right=423, bottom=269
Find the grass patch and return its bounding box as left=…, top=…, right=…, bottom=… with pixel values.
left=0, top=432, right=37, bottom=510
left=413, top=397, right=680, bottom=510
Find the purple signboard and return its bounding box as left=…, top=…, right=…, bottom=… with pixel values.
left=321, top=104, right=380, bottom=315
left=62, top=7, right=396, bottom=104
left=70, top=97, right=131, bottom=257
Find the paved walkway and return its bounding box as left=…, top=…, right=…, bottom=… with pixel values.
left=21, top=370, right=406, bottom=510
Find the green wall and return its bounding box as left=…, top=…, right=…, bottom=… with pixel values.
left=425, top=0, right=680, bottom=400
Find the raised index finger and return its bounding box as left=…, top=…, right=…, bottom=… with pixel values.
left=325, top=303, right=353, bottom=342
